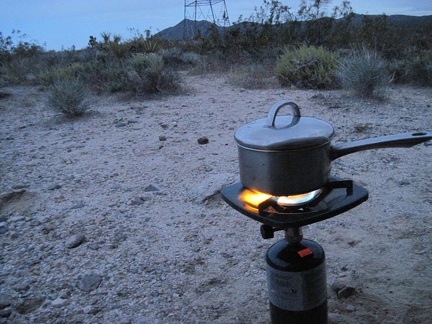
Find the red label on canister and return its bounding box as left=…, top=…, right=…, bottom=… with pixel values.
left=298, top=248, right=313, bottom=258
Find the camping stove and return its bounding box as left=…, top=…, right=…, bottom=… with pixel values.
left=221, top=178, right=369, bottom=324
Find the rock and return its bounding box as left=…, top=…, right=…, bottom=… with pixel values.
left=197, top=136, right=209, bottom=144
left=78, top=274, right=102, bottom=293
left=70, top=203, right=85, bottom=209
left=51, top=297, right=68, bottom=307
left=0, top=308, right=11, bottom=318
left=9, top=215, right=25, bottom=222
left=345, top=304, right=356, bottom=312
left=144, top=184, right=160, bottom=192
left=65, top=233, right=85, bottom=249
left=82, top=305, right=102, bottom=315
left=331, top=272, right=356, bottom=298
left=14, top=280, right=31, bottom=293
left=159, top=135, right=167, bottom=141
left=0, top=189, right=26, bottom=204
left=338, top=286, right=356, bottom=298
left=0, top=293, right=12, bottom=309
left=12, top=184, right=30, bottom=190
left=47, top=184, right=61, bottom=190
left=14, top=296, right=45, bottom=314
left=129, top=196, right=149, bottom=206
left=155, top=256, right=168, bottom=264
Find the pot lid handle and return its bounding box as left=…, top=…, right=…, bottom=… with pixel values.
left=267, top=100, right=301, bottom=127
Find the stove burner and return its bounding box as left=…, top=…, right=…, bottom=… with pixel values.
left=221, top=178, right=368, bottom=228
left=240, top=188, right=323, bottom=209
left=276, top=189, right=323, bottom=207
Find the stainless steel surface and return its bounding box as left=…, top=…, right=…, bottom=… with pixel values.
left=330, top=131, right=432, bottom=160
left=235, top=100, right=432, bottom=195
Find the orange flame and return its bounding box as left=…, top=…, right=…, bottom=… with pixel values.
left=239, top=189, right=272, bottom=209
left=239, top=188, right=322, bottom=211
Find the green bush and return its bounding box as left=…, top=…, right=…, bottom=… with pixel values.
left=38, top=62, right=88, bottom=85
left=337, top=48, right=389, bottom=97
left=405, top=51, right=432, bottom=86
left=160, top=48, right=203, bottom=68
left=46, top=78, right=90, bottom=117
left=276, top=46, right=339, bottom=89
left=127, top=53, right=181, bottom=94
left=82, top=58, right=129, bottom=93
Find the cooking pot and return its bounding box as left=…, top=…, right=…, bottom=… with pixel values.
left=235, top=100, right=432, bottom=196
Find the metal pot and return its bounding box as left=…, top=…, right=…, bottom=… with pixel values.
left=235, top=100, right=432, bottom=196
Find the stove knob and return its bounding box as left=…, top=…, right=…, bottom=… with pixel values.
left=260, top=225, right=275, bottom=239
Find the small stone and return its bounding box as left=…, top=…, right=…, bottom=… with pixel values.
left=12, top=184, right=30, bottom=190
left=70, top=203, right=85, bottom=209
left=14, top=296, right=45, bottom=314
left=0, top=189, right=25, bottom=203
left=82, top=305, right=101, bottom=315
left=144, top=184, right=160, bottom=192
left=129, top=196, right=147, bottom=206
left=9, top=215, right=25, bottom=222
left=338, top=286, right=356, bottom=298
left=197, top=136, right=209, bottom=145
left=345, top=304, right=356, bottom=312
left=0, top=293, right=12, bottom=309
left=48, top=184, right=61, bottom=190
left=51, top=297, right=68, bottom=307
left=0, top=308, right=11, bottom=318
left=331, top=272, right=356, bottom=298
left=159, top=135, right=167, bottom=141
left=65, top=233, right=85, bottom=249
left=78, top=274, right=102, bottom=292
left=399, top=180, right=411, bottom=186
left=155, top=256, right=168, bottom=264
left=14, top=281, right=30, bottom=292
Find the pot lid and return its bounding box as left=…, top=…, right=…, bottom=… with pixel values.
left=235, top=100, right=334, bottom=150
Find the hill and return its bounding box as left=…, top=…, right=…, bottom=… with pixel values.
left=156, top=14, right=432, bottom=41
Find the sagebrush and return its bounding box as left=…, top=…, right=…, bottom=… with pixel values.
left=337, top=48, right=389, bottom=97
left=46, top=78, right=90, bottom=117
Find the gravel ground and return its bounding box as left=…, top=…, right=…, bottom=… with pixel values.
left=1, top=74, right=431, bottom=323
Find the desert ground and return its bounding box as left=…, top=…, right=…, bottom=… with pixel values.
left=1, top=73, right=431, bottom=323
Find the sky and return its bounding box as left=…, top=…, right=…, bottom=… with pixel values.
left=1, top=0, right=431, bottom=51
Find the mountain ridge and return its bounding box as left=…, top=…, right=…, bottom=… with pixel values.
left=155, top=14, right=432, bottom=41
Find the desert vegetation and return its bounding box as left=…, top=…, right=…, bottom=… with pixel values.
left=1, top=0, right=431, bottom=115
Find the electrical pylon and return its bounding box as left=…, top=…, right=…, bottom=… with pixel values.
left=183, top=0, right=230, bottom=39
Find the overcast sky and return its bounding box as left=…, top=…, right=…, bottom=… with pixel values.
left=1, top=0, right=431, bottom=51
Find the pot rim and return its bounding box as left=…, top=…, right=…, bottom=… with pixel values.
left=236, top=140, right=331, bottom=153
left=234, top=100, right=335, bottom=151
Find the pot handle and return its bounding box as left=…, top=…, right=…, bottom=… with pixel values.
left=330, top=131, right=432, bottom=160
left=267, top=100, right=301, bottom=127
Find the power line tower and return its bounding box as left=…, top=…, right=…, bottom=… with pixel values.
left=183, top=0, right=230, bottom=39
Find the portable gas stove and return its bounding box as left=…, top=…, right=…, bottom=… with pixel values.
left=221, top=177, right=368, bottom=231
left=221, top=178, right=368, bottom=324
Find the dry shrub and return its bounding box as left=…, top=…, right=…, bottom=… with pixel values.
left=337, top=48, right=389, bottom=97
left=46, top=78, right=90, bottom=117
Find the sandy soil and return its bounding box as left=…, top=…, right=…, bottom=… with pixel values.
left=0, top=74, right=431, bottom=323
